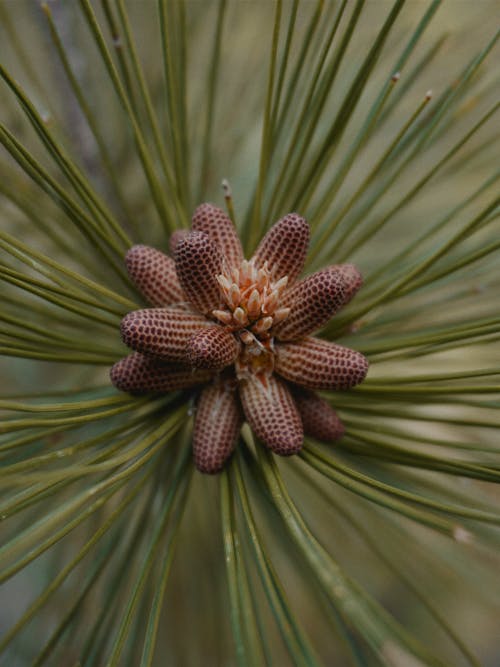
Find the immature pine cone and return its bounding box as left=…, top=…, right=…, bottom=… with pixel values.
left=111, top=203, right=368, bottom=473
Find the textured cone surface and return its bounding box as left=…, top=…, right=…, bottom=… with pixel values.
left=192, top=203, right=244, bottom=268
left=252, top=213, right=310, bottom=284
left=175, top=231, right=225, bottom=314
left=193, top=383, right=242, bottom=473
left=273, top=267, right=346, bottom=341
left=125, top=245, right=185, bottom=307
left=121, top=308, right=209, bottom=361
left=187, top=326, right=240, bottom=370
left=239, top=375, right=303, bottom=455
left=110, top=352, right=213, bottom=394
left=331, top=264, right=363, bottom=305
left=275, top=337, right=368, bottom=390
left=293, top=389, right=345, bottom=441
left=169, top=230, right=188, bottom=254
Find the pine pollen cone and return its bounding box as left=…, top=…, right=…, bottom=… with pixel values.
left=111, top=202, right=368, bottom=473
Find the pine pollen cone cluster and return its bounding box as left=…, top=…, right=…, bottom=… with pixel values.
left=110, top=203, right=369, bottom=473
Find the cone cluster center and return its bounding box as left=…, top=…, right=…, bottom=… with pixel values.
left=212, top=259, right=291, bottom=380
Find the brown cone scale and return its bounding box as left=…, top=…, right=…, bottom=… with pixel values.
left=252, top=213, right=310, bottom=284
left=187, top=326, right=241, bottom=371
left=110, top=352, right=213, bottom=394
left=330, top=264, right=363, bottom=306
left=293, top=389, right=345, bottom=441
left=174, top=231, right=226, bottom=315
left=193, top=383, right=242, bottom=473
left=169, top=230, right=189, bottom=254
left=125, top=245, right=185, bottom=307
left=239, top=374, right=303, bottom=455
left=120, top=308, right=209, bottom=362
left=273, top=267, right=346, bottom=341
left=191, top=203, right=244, bottom=268
left=275, top=337, right=368, bottom=390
